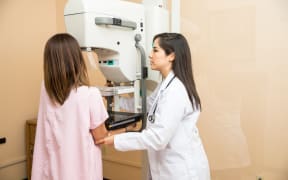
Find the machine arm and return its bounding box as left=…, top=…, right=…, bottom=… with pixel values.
left=135, top=34, right=147, bottom=130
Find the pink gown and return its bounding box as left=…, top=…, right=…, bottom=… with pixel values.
left=31, top=83, right=108, bottom=180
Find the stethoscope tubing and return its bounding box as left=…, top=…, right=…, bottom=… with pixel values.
left=148, top=75, right=176, bottom=123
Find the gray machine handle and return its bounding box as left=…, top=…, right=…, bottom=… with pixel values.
left=135, top=34, right=147, bottom=130
left=95, top=17, right=137, bottom=30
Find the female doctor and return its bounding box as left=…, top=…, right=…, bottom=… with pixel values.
left=97, top=33, right=210, bottom=180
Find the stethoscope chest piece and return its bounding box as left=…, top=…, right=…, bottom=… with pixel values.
left=148, top=114, right=155, bottom=123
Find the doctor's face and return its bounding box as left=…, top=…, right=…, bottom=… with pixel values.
left=149, top=38, right=174, bottom=76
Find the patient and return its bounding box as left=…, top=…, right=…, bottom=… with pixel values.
left=31, top=33, right=108, bottom=180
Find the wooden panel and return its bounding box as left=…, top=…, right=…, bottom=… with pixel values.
left=103, top=159, right=142, bottom=180
left=25, top=119, right=37, bottom=180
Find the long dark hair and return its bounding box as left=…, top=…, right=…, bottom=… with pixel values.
left=153, top=33, right=201, bottom=110
left=43, top=33, right=89, bottom=105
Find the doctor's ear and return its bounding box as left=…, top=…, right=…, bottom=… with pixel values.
left=168, top=52, right=175, bottom=62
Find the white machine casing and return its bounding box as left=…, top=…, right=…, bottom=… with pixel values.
left=64, top=0, right=145, bottom=83
left=64, top=0, right=171, bottom=114
left=142, top=2, right=169, bottom=84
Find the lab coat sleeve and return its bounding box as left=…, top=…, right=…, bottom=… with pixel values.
left=114, top=83, right=187, bottom=151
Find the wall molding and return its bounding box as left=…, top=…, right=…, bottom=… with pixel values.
left=0, top=156, right=26, bottom=169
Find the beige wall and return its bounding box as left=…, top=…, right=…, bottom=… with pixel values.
left=1, top=0, right=288, bottom=179
left=184, top=0, right=288, bottom=179
left=0, top=0, right=57, bottom=179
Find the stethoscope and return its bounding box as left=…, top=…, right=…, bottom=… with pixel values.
left=148, top=75, right=176, bottom=123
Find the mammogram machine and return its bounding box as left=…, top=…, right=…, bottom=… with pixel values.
left=64, top=0, right=179, bottom=130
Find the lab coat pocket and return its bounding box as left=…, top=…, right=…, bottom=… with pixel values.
left=158, top=149, right=189, bottom=179
left=159, top=163, right=186, bottom=179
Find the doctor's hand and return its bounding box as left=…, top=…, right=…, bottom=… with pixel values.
left=96, top=134, right=114, bottom=145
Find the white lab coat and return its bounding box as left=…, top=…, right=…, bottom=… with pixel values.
left=114, top=71, right=210, bottom=180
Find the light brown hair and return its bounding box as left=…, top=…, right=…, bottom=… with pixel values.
left=44, top=33, right=89, bottom=105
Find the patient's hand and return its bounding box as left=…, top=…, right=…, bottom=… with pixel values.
left=125, top=122, right=139, bottom=132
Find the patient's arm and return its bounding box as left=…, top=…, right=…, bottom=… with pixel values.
left=91, top=123, right=108, bottom=142
left=92, top=122, right=141, bottom=145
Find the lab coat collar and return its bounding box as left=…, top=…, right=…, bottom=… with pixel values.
left=160, top=71, right=175, bottom=91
